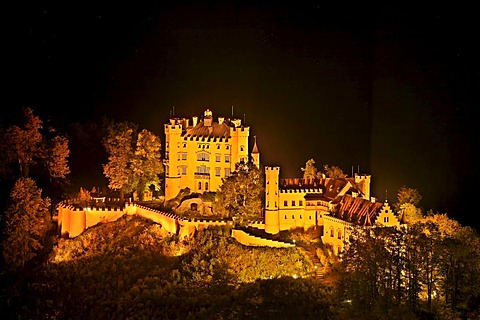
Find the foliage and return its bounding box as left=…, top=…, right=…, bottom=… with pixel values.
left=102, top=121, right=137, bottom=200
left=334, top=216, right=480, bottom=319
left=301, top=158, right=319, bottom=179
left=4, top=107, right=43, bottom=178
left=2, top=178, right=50, bottom=269
left=44, top=135, right=71, bottom=179
left=213, top=161, right=264, bottom=225
left=131, top=129, right=163, bottom=201
left=323, top=164, right=346, bottom=179
left=394, top=186, right=422, bottom=212
left=399, top=203, right=424, bottom=224
left=103, top=122, right=163, bottom=202
left=0, top=217, right=334, bottom=320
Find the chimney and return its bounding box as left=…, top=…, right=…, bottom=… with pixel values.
left=192, top=116, right=198, bottom=127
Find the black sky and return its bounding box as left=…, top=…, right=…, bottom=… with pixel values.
left=4, top=2, right=479, bottom=230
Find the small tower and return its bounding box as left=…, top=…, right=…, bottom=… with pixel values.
left=251, top=136, right=260, bottom=168
left=264, top=166, right=280, bottom=234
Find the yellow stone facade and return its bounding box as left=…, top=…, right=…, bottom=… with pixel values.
left=164, top=109, right=259, bottom=200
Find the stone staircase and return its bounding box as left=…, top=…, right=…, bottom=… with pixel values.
left=297, top=246, right=324, bottom=281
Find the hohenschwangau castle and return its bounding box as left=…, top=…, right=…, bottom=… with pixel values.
left=164, top=109, right=401, bottom=254
left=58, top=109, right=401, bottom=254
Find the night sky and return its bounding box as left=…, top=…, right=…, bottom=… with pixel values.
left=5, top=2, right=479, bottom=230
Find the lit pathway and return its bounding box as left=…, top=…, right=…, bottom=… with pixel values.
left=296, top=246, right=324, bottom=281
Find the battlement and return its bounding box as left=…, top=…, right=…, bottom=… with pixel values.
left=183, top=136, right=230, bottom=142
left=265, top=166, right=280, bottom=171
left=280, top=188, right=322, bottom=194
left=354, top=173, right=371, bottom=180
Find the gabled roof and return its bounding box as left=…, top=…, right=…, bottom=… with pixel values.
left=331, top=194, right=384, bottom=226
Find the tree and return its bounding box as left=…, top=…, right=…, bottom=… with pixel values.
left=394, top=186, right=422, bottom=213
left=301, top=159, right=318, bottom=179
left=323, top=165, right=346, bottom=179
left=213, top=161, right=264, bottom=225
left=44, top=135, right=70, bottom=180
left=5, top=107, right=43, bottom=178
left=131, top=129, right=163, bottom=201
left=102, top=121, right=137, bottom=201
left=2, top=177, right=50, bottom=269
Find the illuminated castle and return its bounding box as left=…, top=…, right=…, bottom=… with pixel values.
left=264, top=167, right=400, bottom=254
left=164, top=109, right=259, bottom=200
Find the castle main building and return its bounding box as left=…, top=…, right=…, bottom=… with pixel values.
left=164, top=109, right=259, bottom=200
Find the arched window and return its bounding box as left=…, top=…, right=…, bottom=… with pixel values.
left=337, top=229, right=342, bottom=239
left=330, top=228, right=334, bottom=237
left=205, top=182, right=209, bottom=191
left=198, top=182, right=202, bottom=190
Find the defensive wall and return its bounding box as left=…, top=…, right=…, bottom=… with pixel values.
left=56, top=202, right=292, bottom=248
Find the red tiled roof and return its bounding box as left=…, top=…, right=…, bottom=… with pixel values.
left=184, top=121, right=231, bottom=138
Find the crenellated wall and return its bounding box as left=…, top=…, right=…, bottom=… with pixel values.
left=57, top=202, right=230, bottom=240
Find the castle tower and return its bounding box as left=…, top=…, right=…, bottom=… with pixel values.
left=251, top=136, right=260, bottom=168
left=264, top=166, right=280, bottom=234
left=163, top=109, right=254, bottom=200
left=354, top=173, right=371, bottom=200
left=164, top=118, right=184, bottom=199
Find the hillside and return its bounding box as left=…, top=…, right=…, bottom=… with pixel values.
left=1, top=215, right=334, bottom=320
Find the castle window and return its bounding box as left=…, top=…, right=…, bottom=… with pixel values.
left=275, top=201, right=277, bottom=208
left=205, top=182, right=209, bottom=191
left=216, top=154, right=221, bottom=162
left=215, top=167, right=221, bottom=177
left=299, top=200, right=303, bottom=206
left=284, top=200, right=288, bottom=206
left=300, top=215, right=302, bottom=219
left=225, top=168, right=231, bottom=177
left=291, top=200, right=295, bottom=206
left=285, top=215, right=287, bottom=219
left=198, top=182, right=202, bottom=190
left=225, top=155, right=230, bottom=163
left=197, top=152, right=209, bottom=161
left=384, top=217, right=389, bottom=223
left=337, top=246, right=341, bottom=255
left=337, top=229, right=342, bottom=239
left=183, top=143, right=186, bottom=148
left=196, top=165, right=209, bottom=174
left=179, top=166, right=187, bottom=175
left=330, top=228, right=334, bottom=237
left=292, top=215, right=294, bottom=219
left=309, top=216, right=311, bottom=220
left=217, top=144, right=221, bottom=149
left=178, top=152, right=187, bottom=161
left=226, top=145, right=230, bottom=150
left=240, top=145, right=244, bottom=151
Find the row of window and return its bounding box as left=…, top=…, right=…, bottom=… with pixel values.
left=177, top=166, right=231, bottom=177
left=329, top=228, right=342, bottom=240
left=174, top=142, right=239, bottom=151
left=177, top=152, right=231, bottom=163
left=198, top=181, right=209, bottom=191
left=283, top=200, right=303, bottom=207
left=283, top=214, right=311, bottom=220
